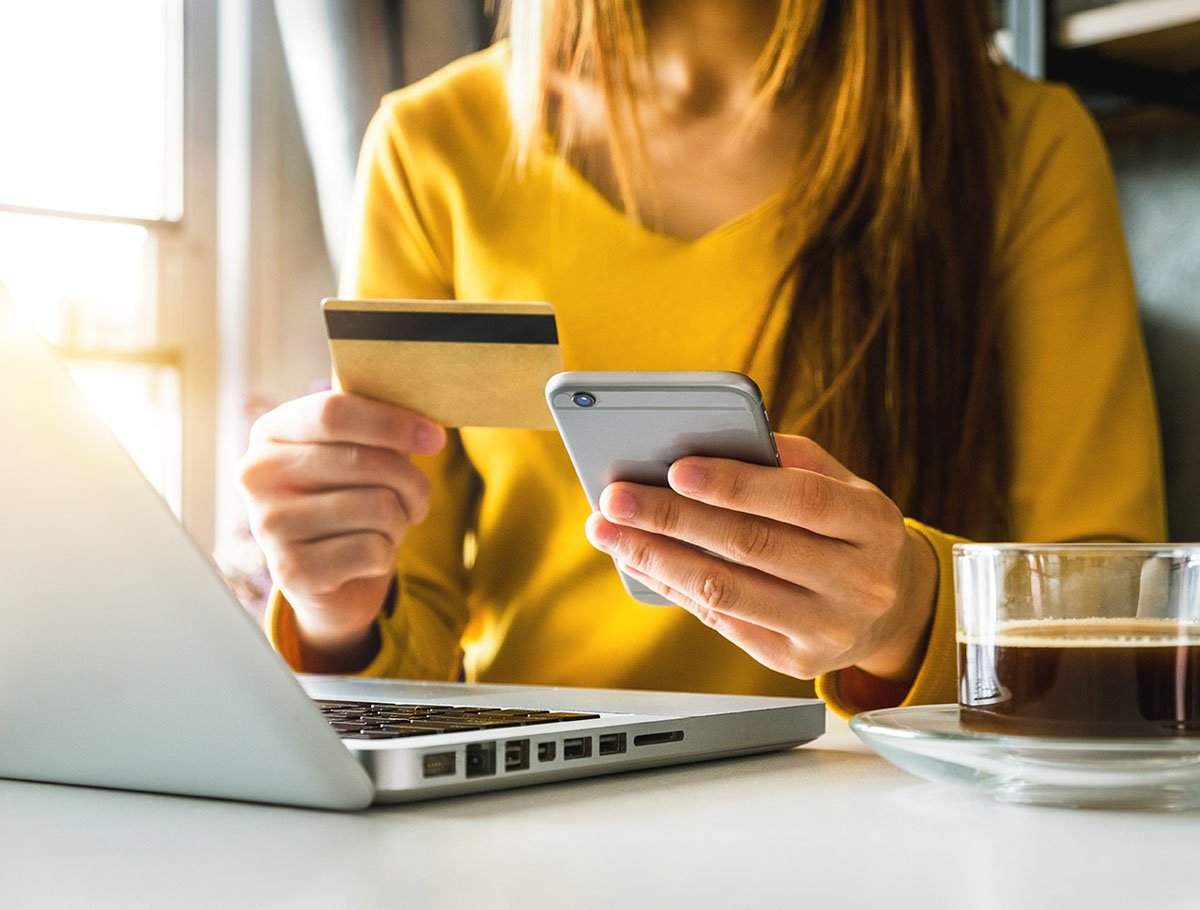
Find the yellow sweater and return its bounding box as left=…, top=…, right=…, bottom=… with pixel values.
left=268, top=44, right=1166, bottom=716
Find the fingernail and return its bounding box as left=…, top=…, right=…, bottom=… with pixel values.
left=586, top=513, right=620, bottom=552
left=671, top=461, right=706, bottom=494
left=601, top=488, right=636, bottom=521
left=416, top=422, right=445, bottom=452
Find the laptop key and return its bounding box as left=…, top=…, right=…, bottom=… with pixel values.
left=364, top=728, right=434, bottom=737
left=316, top=701, right=604, bottom=736
left=373, top=722, right=473, bottom=733
left=538, top=712, right=603, bottom=719
left=421, top=715, right=524, bottom=727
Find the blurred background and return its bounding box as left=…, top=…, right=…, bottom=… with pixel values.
left=0, top=0, right=1196, bottom=612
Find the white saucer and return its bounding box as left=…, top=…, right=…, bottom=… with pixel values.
left=850, top=704, right=1200, bottom=810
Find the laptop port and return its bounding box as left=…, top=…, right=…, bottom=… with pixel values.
left=598, top=733, right=626, bottom=756
left=465, top=742, right=496, bottom=778
left=537, top=742, right=556, bottom=762
left=563, top=737, right=592, bottom=760
left=422, top=751, right=457, bottom=778
left=633, top=730, right=685, bottom=747
left=504, top=739, right=530, bottom=772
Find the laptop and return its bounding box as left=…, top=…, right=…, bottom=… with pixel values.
left=0, top=292, right=824, bottom=809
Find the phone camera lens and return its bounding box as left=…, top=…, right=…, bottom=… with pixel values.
left=571, top=392, right=596, bottom=408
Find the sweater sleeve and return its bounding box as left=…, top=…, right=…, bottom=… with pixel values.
left=264, top=97, right=479, bottom=679
left=816, top=78, right=1167, bottom=718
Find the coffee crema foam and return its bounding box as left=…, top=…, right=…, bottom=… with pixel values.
left=958, top=617, right=1200, bottom=648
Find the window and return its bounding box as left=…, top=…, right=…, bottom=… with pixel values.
left=0, top=0, right=217, bottom=543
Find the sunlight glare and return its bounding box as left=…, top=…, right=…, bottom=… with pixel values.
left=0, top=1, right=174, bottom=219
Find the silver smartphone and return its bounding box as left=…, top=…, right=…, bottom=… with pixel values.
left=545, top=371, right=781, bottom=605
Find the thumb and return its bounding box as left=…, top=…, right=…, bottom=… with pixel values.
left=774, top=434, right=856, bottom=482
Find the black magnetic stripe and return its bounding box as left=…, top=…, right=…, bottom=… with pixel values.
left=325, top=310, right=559, bottom=345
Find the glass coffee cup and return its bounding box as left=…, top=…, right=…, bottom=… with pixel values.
left=954, top=543, right=1200, bottom=738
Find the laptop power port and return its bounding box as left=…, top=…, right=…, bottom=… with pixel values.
left=465, top=742, right=496, bottom=778
left=598, top=733, right=626, bottom=756
left=504, top=739, right=530, bottom=772
left=563, top=737, right=592, bottom=760
left=422, top=751, right=457, bottom=778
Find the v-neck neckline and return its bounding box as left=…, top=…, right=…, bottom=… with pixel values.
left=537, top=135, right=787, bottom=249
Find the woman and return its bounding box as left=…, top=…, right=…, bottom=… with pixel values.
left=238, top=0, right=1165, bottom=715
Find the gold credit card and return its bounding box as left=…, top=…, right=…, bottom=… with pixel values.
left=323, top=298, right=563, bottom=430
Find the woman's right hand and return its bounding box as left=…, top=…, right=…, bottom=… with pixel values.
left=237, top=391, right=446, bottom=671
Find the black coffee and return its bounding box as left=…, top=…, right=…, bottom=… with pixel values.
left=958, top=618, right=1200, bottom=737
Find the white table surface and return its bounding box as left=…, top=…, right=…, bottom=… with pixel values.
left=1, top=710, right=1193, bottom=910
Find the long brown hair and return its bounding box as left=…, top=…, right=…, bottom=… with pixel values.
left=503, top=0, right=1009, bottom=540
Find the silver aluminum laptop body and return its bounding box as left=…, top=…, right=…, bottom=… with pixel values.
left=0, top=292, right=824, bottom=809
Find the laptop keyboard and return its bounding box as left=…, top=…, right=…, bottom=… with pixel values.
left=315, top=700, right=602, bottom=740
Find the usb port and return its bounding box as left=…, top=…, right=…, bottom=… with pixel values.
left=563, top=737, right=592, bottom=760
left=537, top=742, right=556, bottom=762
left=598, top=733, right=626, bottom=756
left=422, top=751, right=456, bottom=778
left=465, top=742, right=496, bottom=778
left=504, top=739, right=530, bottom=772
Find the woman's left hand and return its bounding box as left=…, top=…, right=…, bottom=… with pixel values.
left=585, top=434, right=938, bottom=683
